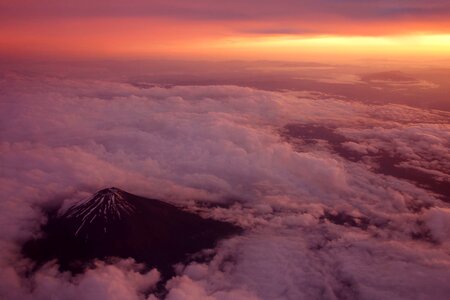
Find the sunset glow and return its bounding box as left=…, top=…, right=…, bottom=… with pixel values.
left=207, top=34, right=450, bottom=61
left=1, top=1, right=450, bottom=62
left=3, top=27, right=450, bottom=62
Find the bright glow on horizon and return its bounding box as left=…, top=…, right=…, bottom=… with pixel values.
left=2, top=31, right=450, bottom=64
left=207, top=34, right=450, bottom=62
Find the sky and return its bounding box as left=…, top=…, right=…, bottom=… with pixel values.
left=1, top=0, right=450, bottom=61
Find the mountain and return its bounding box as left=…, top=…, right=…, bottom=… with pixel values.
left=23, top=187, right=240, bottom=278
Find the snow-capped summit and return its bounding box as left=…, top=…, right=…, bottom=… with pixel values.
left=63, top=187, right=135, bottom=236
left=23, top=188, right=240, bottom=278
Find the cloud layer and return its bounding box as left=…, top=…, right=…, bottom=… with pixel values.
left=0, top=71, right=449, bottom=299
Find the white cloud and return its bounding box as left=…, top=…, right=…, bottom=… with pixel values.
left=0, top=72, right=449, bottom=299
left=423, top=207, right=450, bottom=244
left=0, top=259, right=159, bottom=300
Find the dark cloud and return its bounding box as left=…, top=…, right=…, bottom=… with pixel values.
left=238, top=27, right=316, bottom=35
left=0, top=0, right=448, bottom=21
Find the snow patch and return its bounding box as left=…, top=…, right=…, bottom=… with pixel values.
left=64, top=188, right=135, bottom=236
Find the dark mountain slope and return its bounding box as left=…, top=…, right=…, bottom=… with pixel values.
left=23, top=187, right=240, bottom=279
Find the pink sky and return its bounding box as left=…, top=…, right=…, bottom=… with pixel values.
left=1, top=0, right=449, bottom=61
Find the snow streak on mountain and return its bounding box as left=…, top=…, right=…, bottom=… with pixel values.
left=65, top=188, right=136, bottom=236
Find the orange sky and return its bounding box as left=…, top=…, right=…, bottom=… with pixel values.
left=1, top=1, right=449, bottom=62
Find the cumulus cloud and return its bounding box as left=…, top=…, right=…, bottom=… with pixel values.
left=0, top=259, right=160, bottom=300
left=423, top=207, right=450, bottom=244
left=0, top=70, right=449, bottom=299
